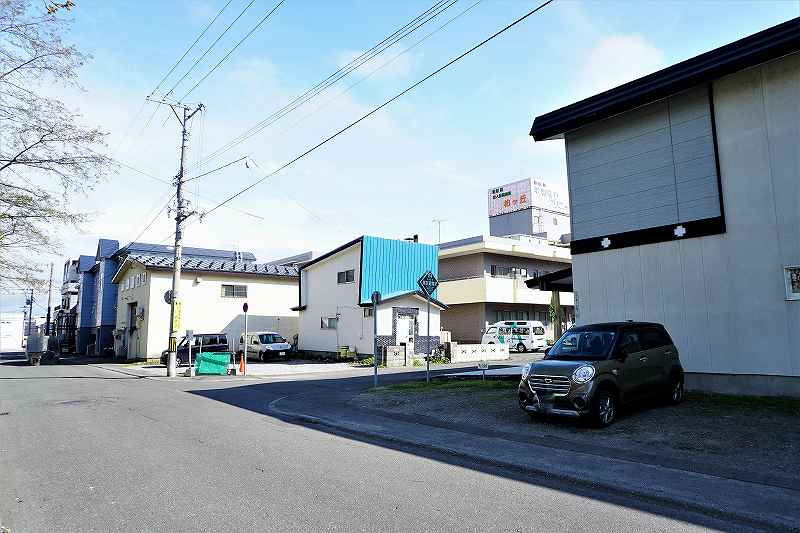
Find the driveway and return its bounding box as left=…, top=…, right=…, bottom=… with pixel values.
left=350, top=380, right=800, bottom=490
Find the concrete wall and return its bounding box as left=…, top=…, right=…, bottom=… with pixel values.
left=440, top=302, right=485, bottom=343
left=115, top=267, right=298, bottom=359
left=571, top=53, right=800, bottom=384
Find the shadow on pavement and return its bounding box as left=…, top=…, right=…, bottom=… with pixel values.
left=186, top=370, right=771, bottom=531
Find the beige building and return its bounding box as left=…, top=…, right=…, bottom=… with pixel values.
left=112, top=255, right=299, bottom=360
left=438, top=234, right=574, bottom=343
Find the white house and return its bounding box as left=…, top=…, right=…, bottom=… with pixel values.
left=293, top=236, right=445, bottom=358
left=112, top=254, right=299, bottom=361
left=529, top=18, right=800, bottom=396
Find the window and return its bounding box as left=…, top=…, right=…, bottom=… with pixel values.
left=363, top=307, right=373, bottom=318
left=640, top=327, right=672, bottom=350
left=532, top=326, right=545, bottom=336
left=490, top=265, right=529, bottom=279
left=321, top=317, right=338, bottom=329
left=221, top=284, right=247, bottom=298
left=337, top=269, right=355, bottom=284
left=512, top=326, right=530, bottom=336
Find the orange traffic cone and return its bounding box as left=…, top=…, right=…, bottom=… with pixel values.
left=239, top=353, right=245, bottom=375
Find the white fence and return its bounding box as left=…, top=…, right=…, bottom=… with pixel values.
left=450, top=343, right=509, bottom=363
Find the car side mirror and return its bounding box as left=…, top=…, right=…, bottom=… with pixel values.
left=543, top=347, right=551, bottom=356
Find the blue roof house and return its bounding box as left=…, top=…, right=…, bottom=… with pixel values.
left=74, top=254, right=97, bottom=355
left=293, top=236, right=446, bottom=358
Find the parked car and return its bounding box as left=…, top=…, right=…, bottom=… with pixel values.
left=236, top=331, right=291, bottom=362
left=482, top=320, right=547, bottom=352
left=160, top=333, right=231, bottom=366
left=517, top=322, right=684, bottom=427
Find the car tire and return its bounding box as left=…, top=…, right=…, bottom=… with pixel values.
left=590, top=387, right=618, bottom=428
left=516, top=343, right=526, bottom=353
left=666, top=374, right=684, bottom=405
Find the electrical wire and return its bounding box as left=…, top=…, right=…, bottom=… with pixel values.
left=202, top=0, right=555, bottom=218
left=149, top=0, right=235, bottom=98
left=162, top=0, right=259, bottom=101
left=188, top=0, right=458, bottom=170
left=130, top=191, right=177, bottom=244
left=273, top=0, right=484, bottom=140
left=184, top=156, right=248, bottom=183
left=179, top=0, right=286, bottom=101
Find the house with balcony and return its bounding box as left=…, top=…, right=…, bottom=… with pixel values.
left=437, top=234, right=573, bottom=343
left=292, top=236, right=445, bottom=358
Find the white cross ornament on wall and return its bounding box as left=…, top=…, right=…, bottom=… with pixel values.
left=674, top=225, right=687, bottom=238
left=601, top=237, right=611, bottom=248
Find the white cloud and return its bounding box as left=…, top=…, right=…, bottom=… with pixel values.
left=579, top=34, right=665, bottom=96
left=189, top=2, right=217, bottom=21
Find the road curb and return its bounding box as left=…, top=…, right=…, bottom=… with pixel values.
left=267, top=396, right=799, bottom=532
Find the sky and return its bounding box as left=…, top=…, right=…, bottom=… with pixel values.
left=2, top=0, right=798, bottom=313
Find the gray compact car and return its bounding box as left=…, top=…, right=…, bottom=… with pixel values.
left=518, top=322, right=684, bottom=427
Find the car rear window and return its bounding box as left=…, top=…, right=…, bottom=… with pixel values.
left=640, top=327, right=672, bottom=350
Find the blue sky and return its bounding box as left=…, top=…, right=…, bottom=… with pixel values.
left=2, top=0, right=797, bottom=313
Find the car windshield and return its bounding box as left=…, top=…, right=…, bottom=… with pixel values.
left=546, top=329, right=617, bottom=360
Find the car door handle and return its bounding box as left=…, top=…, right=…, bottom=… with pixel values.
left=664, top=351, right=674, bottom=356
left=639, top=356, right=648, bottom=362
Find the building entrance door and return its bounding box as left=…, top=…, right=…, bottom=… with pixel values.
left=396, top=315, right=414, bottom=355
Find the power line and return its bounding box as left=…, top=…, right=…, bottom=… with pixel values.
left=272, top=0, right=484, bottom=140
left=184, top=156, right=248, bottom=182
left=203, top=0, right=555, bottom=217
left=162, top=0, right=259, bottom=101
left=179, top=0, right=286, bottom=101
left=110, top=157, right=264, bottom=220
left=189, top=0, right=458, bottom=170
left=149, top=0, right=235, bottom=97
left=130, top=191, right=176, bottom=244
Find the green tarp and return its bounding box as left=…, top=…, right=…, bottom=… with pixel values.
left=195, top=352, right=230, bottom=375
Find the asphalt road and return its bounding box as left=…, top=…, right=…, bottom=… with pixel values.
left=0, top=357, right=751, bottom=532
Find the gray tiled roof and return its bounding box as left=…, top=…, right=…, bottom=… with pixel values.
left=128, top=254, right=298, bottom=277
left=115, top=242, right=257, bottom=262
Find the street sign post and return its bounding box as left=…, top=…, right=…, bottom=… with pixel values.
left=477, top=360, right=489, bottom=381
left=417, top=271, right=439, bottom=384
left=186, top=329, right=194, bottom=377
left=242, top=302, right=249, bottom=376
left=371, top=291, right=381, bottom=388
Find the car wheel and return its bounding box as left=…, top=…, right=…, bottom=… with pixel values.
left=591, top=388, right=617, bottom=428
left=666, top=375, right=684, bottom=405
left=516, top=343, right=526, bottom=353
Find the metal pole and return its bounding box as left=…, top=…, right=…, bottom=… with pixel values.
left=243, top=310, right=248, bottom=376
left=27, top=289, right=33, bottom=338
left=373, top=303, right=378, bottom=388
left=426, top=294, right=431, bottom=383
left=45, top=263, right=53, bottom=335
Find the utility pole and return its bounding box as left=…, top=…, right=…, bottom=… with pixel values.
left=149, top=98, right=204, bottom=377
left=432, top=218, right=445, bottom=244
left=46, top=263, right=53, bottom=335
left=27, top=289, right=33, bottom=337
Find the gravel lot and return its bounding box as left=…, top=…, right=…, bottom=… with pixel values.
left=350, top=381, right=800, bottom=485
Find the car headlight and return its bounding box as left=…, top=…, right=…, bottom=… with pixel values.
left=572, top=365, right=595, bottom=384
left=521, top=362, right=533, bottom=380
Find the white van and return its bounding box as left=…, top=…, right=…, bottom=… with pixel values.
left=236, top=331, right=292, bottom=361
left=481, top=320, right=547, bottom=352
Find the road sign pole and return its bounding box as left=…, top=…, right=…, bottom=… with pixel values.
left=426, top=294, right=431, bottom=384
left=243, top=304, right=248, bottom=376
left=371, top=291, right=381, bottom=388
